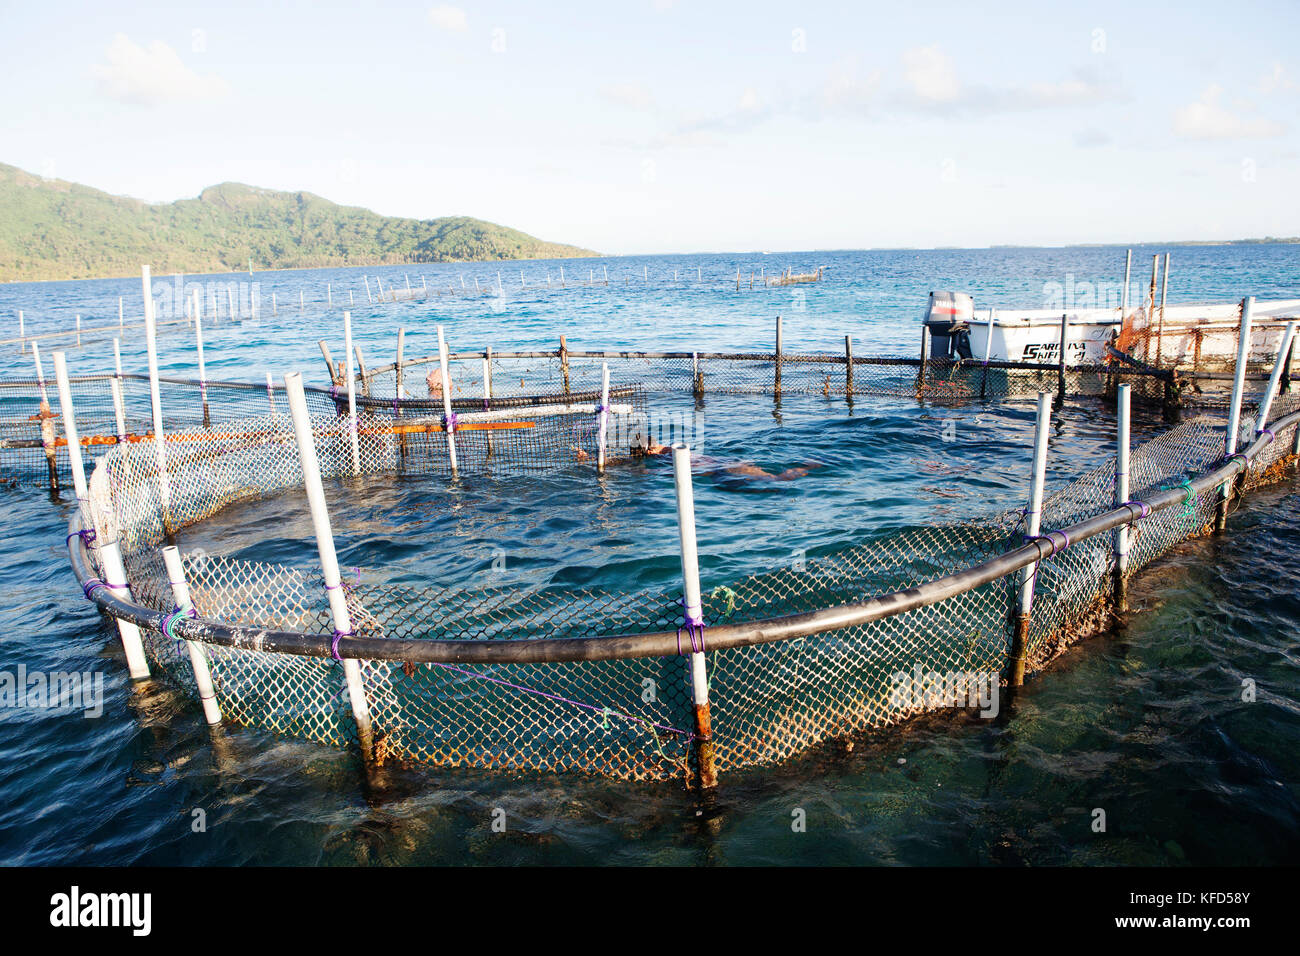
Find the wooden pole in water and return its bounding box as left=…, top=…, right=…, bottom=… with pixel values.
left=1144, top=254, right=1159, bottom=363
left=31, top=343, right=58, bottom=488
left=774, top=314, right=783, bottom=397
left=671, top=444, right=716, bottom=790
left=318, top=340, right=338, bottom=386
left=354, top=345, right=369, bottom=397
left=436, top=325, right=458, bottom=473
left=1156, top=253, right=1170, bottom=365
left=141, top=266, right=171, bottom=523
left=1113, top=383, right=1131, bottom=612
left=343, top=312, right=361, bottom=476
left=161, top=545, right=223, bottom=725
left=596, top=363, right=611, bottom=474
left=844, top=334, right=854, bottom=398
left=1009, top=391, right=1052, bottom=686
left=482, top=349, right=493, bottom=459
left=1219, top=297, right=1255, bottom=529
left=560, top=334, right=571, bottom=394
left=284, top=371, right=374, bottom=761
left=1121, top=249, right=1131, bottom=317
left=55, top=351, right=151, bottom=679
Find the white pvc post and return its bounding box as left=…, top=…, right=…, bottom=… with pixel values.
left=228, top=286, right=236, bottom=320
left=118, top=297, right=124, bottom=330
left=161, top=545, right=222, bottom=725
left=193, top=290, right=208, bottom=425
left=671, top=444, right=716, bottom=788
left=31, top=340, right=50, bottom=405
left=364, top=276, right=372, bottom=303
left=17, top=310, right=23, bottom=352
left=141, top=266, right=171, bottom=518
left=299, top=290, right=304, bottom=311
left=481, top=351, right=493, bottom=457
left=1224, top=297, right=1256, bottom=460
left=76, top=314, right=81, bottom=347
left=984, top=307, right=995, bottom=364
left=559, top=266, right=564, bottom=288
left=603, top=265, right=609, bottom=285
left=1010, top=392, right=1052, bottom=685
left=111, top=338, right=127, bottom=440
left=52, top=352, right=88, bottom=512
left=327, top=283, right=332, bottom=306
left=1254, top=321, right=1297, bottom=435
left=266, top=371, right=277, bottom=413
left=284, top=371, right=374, bottom=758
left=55, top=354, right=150, bottom=679
left=436, top=325, right=458, bottom=472
left=272, top=292, right=277, bottom=316
left=596, top=362, right=611, bottom=473
left=343, top=311, right=361, bottom=475
left=95, top=535, right=152, bottom=680
left=1114, top=383, right=1131, bottom=609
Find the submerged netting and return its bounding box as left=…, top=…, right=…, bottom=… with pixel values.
left=60, top=349, right=1300, bottom=782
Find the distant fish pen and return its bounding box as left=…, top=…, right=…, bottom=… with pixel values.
left=17, top=281, right=1300, bottom=787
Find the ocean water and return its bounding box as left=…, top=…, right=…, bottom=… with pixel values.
left=0, top=245, right=1297, bottom=866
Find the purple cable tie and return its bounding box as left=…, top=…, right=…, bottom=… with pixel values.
left=443, top=411, right=458, bottom=432
left=82, top=578, right=107, bottom=600
left=1258, top=427, right=1275, bottom=442
left=330, top=628, right=352, bottom=661
left=676, top=613, right=706, bottom=655
left=1122, top=500, right=1152, bottom=518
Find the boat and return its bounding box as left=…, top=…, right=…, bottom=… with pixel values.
left=922, top=290, right=1300, bottom=370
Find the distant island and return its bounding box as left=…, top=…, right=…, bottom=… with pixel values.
left=0, top=162, right=597, bottom=282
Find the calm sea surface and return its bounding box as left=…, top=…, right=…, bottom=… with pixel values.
left=0, top=245, right=1297, bottom=865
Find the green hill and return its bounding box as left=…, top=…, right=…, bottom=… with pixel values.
left=0, top=163, right=597, bottom=281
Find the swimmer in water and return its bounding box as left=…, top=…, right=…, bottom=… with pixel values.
left=632, top=440, right=822, bottom=481
left=426, top=368, right=456, bottom=400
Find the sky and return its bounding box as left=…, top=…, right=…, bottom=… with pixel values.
left=0, top=0, right=1297, bottom=253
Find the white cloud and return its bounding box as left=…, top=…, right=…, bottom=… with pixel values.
left=603, top=83, right=656, bottom=111
left=902, top=45, right=959, bottom=103
left=428, top=4, right=468, bottom=31
left=1173, top=85, right=1284, bottom=139
left=1258, top=62, right=1296, bottom=94
left=93, top=33, right=229, bottom=106
left=820, top=59, right=882, bottom=114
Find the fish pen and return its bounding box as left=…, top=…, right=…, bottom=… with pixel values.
left=34, top=306, right=1300, bottom=788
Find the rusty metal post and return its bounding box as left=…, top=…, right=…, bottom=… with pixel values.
left=672, top=444, right=717, bottom=789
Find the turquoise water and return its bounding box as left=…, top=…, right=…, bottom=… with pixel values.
left=0, top=245, right=1297, bottom=865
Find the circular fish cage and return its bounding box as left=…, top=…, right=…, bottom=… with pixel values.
left=37, top=343, right=1300, bottom=786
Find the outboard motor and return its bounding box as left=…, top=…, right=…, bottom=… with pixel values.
left=923, top=291, right=975, bottom=360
